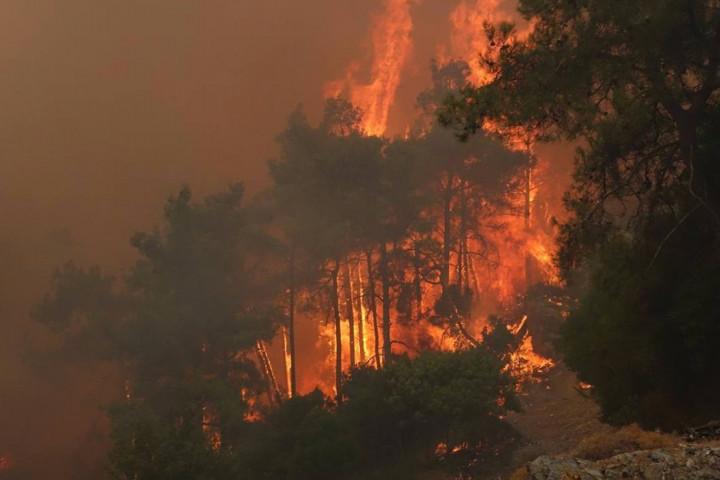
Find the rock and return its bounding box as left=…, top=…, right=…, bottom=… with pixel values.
left=527, top=455, right=601, bottom=480
left=649, top=450, right=670, bottom=463
left=524, top=446, right=720, bottom=480
left=685, top=421, right=720, bottom=442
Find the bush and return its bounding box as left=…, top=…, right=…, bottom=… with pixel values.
left=560, top=222, right=720, bottom=429
left=107, top=376, right=252, bottom=480
left=238, top=348, right=518, bottom=478
left=108, top=348, right=518, bottom=479
left=342, top=348, right=519, bottom=462
left=108, top=399, right=236, bottom=480
left=288, top=407, right=357, bottom=479
left=572, top=424, right=677, bottom=461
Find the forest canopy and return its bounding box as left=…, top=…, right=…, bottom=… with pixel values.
left=440, top=0, right=720, bottom=428
left=24, top=1, right=720, bottom=478
left=32, top=82, right=534, bottom=478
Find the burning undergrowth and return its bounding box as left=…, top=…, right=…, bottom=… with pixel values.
left=262, top=142, right=569, bottom=406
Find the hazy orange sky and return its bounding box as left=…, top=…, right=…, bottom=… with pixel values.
left=0, top=1, right=528, bottom=477
left=0, top=0, right=478, bottom=268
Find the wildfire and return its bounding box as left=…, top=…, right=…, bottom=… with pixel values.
left=263, top=0, right=571, bottom=400
left=507, top=332, right=555, bottom=383
left=442, top=0, right=534, bottom=86
left=443, top=0, right=504, bottom=85
left=324, top=0, right=415, bottom=136
left=283, top=148, right=563, bottom=399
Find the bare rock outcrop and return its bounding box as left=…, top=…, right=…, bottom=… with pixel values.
left=524, top=445, right=720, bottom=480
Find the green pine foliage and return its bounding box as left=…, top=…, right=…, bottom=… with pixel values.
left=441, top=0, right=720, bottom=430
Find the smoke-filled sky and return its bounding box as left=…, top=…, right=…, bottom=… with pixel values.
left=0, top=1, right=523, bottom=477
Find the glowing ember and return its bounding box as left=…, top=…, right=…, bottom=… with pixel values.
left=202, top=405, right=222, bottom=450
left=241, top=388, right=261, bottom=422
left=435, top=442, right=448, bottom=456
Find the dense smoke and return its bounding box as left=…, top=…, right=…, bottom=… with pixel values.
left=0, top=1, right=572, bottom=478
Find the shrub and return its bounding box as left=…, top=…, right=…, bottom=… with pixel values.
left=572, top=424, right=678, bottom=460
left=342, top=348, right=519, bottom=462
left=560, top=226, right=720, bottom=429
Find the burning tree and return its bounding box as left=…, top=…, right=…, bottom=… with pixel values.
left=31, top=25, right=577, bottom=479
left=440, top=0, right=720, bottom=429
left=265, top=52, right=564, bottom=404
left=269, top=99, right=387, bottom=401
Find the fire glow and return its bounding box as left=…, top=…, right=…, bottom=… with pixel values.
left=260, top=0, right=567, bottom=404
left=325, top=0, right=415, bottom=137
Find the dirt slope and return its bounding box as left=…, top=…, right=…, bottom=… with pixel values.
left=504, top=363, right=612, bottom=467
left=453, top=362, right=612, bottom=480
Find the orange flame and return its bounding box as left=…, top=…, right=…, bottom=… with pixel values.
left=444, top=0, right=504, bottom=85
left=441, top=0, right=534, bottom=86
left=286, top=150, right=564, bottom=396
left=260, top=1, right=571, bottom=399
left=507, top=332, right=555, bottom=383
left=325, top=0, right=415, bottom=136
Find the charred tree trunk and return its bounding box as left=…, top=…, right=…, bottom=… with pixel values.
left=380, top=241, right=392, bottom=364
left=468, top=254, right=482, bottom=299
left=287, top=243, right=297, bottom=397
left=456, top=183, right=468, bottom=291
left=455, top=320, right=480, bottom=347
left=330, top=261, right=343, bottom=403
left=354, top=263, right=366, bottom=364
left=524, top=148, right=533, bottom=289
left=256, top=340, right=282, bottom=405
left=413, top=244, right=422, bottom=320
left=366, top=250, right=381, bottom=368
left=282, top=325, right=292, bottom=398
left=342, top=261, right=356, bottom=368
left=463, top=235, right=470, bottom=293
left=441, top=174, right=454, bottom=294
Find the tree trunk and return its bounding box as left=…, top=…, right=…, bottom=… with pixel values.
left=463, top=234, right=470, bottom=293
left=380, top=241, right=392, bottom=364
left=354, top=262, right=367, bottom=364
left=282, top=325, right=292, bottom=398
left=454, top=317, right=480, bottom=347
left=457, top=183, right=467, bottom=290
left=524, top=148, right=533, bottom=289
left=330, top=261, right=343, bottom=403
left=413, top=244, right=423, bottom=320
left=441, top=174, right=454, bottom=294
left=342, top=261, right=356, bottom=368
left=366, top=250, right=381, bottom=369
left=287, top=244, right=297, bottom=397
left=468, top=254, right=482, bottom=299
left=256, top=340, right=282, bottom=405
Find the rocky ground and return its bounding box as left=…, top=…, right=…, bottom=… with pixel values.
left=424, top=334, right=719, bottom=480
left=523, top=444, right=720, bottom=479
left=483, top=363, right=720, bottom=480
left=451, top=359, right=717, bottom=480
left=456, top=361, right=612, bottom=479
